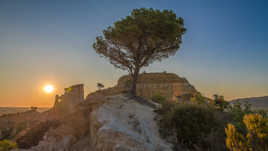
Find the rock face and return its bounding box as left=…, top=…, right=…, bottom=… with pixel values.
left=91, top=95, right=172, bottom=151
left=17, top=94, right=172, bottom=151
left=117, top=72, right=198, bottom=101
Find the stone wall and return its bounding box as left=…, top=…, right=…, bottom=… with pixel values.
left=54, top=84, right=84, bottom=113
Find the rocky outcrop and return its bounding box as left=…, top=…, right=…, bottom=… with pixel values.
left=17, top=94, right=173, bottom=151
left=117, top=72, right=198, bottom=101
left=7, top=72, right=199, bottom=150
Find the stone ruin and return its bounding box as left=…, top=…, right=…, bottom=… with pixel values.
left=53, top=84, right=84, bottom=113
left=58, top=73, right=198, bottom=111
left=117, top=72, right=198, bottom=101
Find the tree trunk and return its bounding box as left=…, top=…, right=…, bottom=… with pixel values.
left=130, top=68, right=140, bottom=96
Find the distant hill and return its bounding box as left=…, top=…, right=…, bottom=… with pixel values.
left=231, top=96, right=268, bottom=110
left=0, top=107, right=49, bottom=116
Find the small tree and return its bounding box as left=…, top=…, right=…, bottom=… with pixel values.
left=93, top=8, right=186, bottom=95
left=97, top=83, right=104, bottom=90
left=225, top=113, right=268, bottom=151
left=30, top=106, right=38, bottom=111
left=213, top=94, right=229, bottom=111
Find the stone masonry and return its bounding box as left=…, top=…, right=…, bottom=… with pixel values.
left=54, top=84, right=84, bottom=113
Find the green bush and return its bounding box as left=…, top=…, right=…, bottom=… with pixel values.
left=213, top=95, right=230, bottom=111
left=190, top=93, right=207, bottom=104
left=151, top=93, right=166, bottom=104
left=228, top=102, right=253, bottom=134
left=154, top=93, right=268, bottom=151
left=174, top=104, right=219, bottom=148
left=152, top=94, right=176, bottom=115
left=0, top=140, right=17, bottom=151
left=158, top=103, right=224, bottom=150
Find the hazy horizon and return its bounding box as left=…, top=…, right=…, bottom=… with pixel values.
left=0, top=0, right=267, bottom=107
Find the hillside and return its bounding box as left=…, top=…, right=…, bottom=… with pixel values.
left=231, top=96, right=268, bottom=110
left=0, top=107, right=49, bottom=116
left=5, top=94, right=172, bottom=151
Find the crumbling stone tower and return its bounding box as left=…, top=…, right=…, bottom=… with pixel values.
left=54, top=84, right=84, bottom=113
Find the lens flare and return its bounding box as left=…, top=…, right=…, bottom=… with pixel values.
left=43, top=85, right=54, bottom=93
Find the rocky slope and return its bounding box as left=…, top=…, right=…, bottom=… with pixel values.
left=0, top=107, right=49, bottom=116
left=15, top=94, right=172, bottom=151
left=231, top=96, right=268, bottom=110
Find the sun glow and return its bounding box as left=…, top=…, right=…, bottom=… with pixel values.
left=43, top=84, right=54, bottom=93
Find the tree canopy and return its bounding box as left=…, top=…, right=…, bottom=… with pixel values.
left=93, top=8, right=186, bottom=95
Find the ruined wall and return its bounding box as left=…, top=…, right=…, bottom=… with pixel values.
left=117, top=73, right=198, bottom=101
left=54, top=84, right=84, bottom=113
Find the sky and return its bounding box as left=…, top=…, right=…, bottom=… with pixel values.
left=0, top=0, right=267, bottom=107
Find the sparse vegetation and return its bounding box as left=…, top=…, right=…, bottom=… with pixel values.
left=213, top=94, right=230, bottom=111
left=16, top=120, right=60, bottom=149
left=30, top=106, right=38, bottom=111
left=97, top=83, right=104, bottom=90
left=0, top=140, right=17, bottom=151
left=190, top=93, right=207, bottom=105
left=153, top=93, right=268, bottom=151
left=153, top=94, right=228, bottom=150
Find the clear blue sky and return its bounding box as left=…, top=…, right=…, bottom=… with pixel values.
left=0, top=0, right=267, bottom=106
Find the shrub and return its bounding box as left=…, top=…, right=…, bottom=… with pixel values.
left=225, top=113, right=268, bottom=151
left=151, top=93, right=166, bottom=104
left=173, top=104, right=220, bottom=148
left=152, top=94, right=176, bottom=115
left=158, top=103, right=223, bottom=150
left=213, top=95, right=230, bottom=111
left=228, top=102, right=253, bottom=133
left=0, top=140, right=17, bottom=151
left=190, top=93, right=207, bottom=104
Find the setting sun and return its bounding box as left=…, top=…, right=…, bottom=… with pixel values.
left=43, top=85, right=54, bottom=93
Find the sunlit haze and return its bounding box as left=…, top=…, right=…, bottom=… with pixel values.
left=0, top=0, right=267, bottom=107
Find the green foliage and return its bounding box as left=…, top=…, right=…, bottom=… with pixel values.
left=152, top=94, right=176, bottom=115
left=0, top=140, right=17, bottom=151
left=225, top=113, right=268, bottom=151
left=157, top=102, right=224, bottom=150
left=213, top=94, right=230, bottom=111
left=190, top=93, right=207, bottom=104
left=15, top=123, right=26, bottom=136
left=93, top=8, right=186, bottom=95
left=228, top=102, right=253, bottom=133
left=173, top=104, right=220, bottom=148
left=154, top=93, right=268, bottom=151
left=152, top=93, right=166, bottom=104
